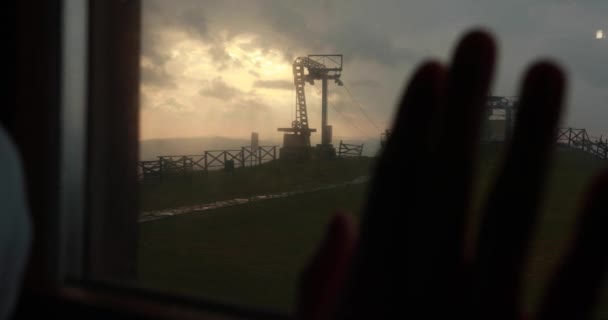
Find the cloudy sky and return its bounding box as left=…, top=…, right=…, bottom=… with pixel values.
left=140, top=0, right=607, bottom=144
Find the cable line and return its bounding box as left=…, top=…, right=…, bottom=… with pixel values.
left=342, top=83, right=381, bottom=133
left=312, top=83, right=374, bottom=140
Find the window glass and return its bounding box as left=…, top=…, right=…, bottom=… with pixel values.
left=137, top=0, right=607, bottom=316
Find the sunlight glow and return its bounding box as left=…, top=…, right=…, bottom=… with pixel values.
left=597, top=29, right=605, bottom=39
left=224, top=39, right=291, bottom=76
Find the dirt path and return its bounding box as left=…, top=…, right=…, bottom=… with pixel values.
left=139, top=175, right=369, bottom=223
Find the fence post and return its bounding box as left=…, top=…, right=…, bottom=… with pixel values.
left=584, top=130, right=589, bottom=152
left=568, top=128, right=572, bottom=147
left=273, top=146, right=276, bottom=160
left=258, top=147, right=262, bottom=165
left=159, top=158, right=164, bottom=182
left=204, top=151, right=208, bottom=172
left=583, top=137, right=587, bottom=152
left=241, top=147, right=246, bottom=167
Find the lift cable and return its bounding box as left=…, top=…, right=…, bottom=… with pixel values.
left=311, top=83, right=374, bottom=141
left=342, top=83, right=382, bottom=133
left=311, top=83, right=371, bottom=140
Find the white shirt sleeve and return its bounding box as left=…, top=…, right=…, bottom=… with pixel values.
left=0, top=127, right=32, bottom=320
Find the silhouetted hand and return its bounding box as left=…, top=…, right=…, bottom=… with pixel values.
left=296, top=30, right=608, bottom=320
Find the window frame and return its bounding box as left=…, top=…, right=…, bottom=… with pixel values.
left=13, top=1, right=290, bottom=319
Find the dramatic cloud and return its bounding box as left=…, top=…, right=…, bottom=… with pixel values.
left=249, top=70, right=261, bottom=78
left=154, top=97, right=189, bottom=112
left=349, top=79, right=381, bottom=88
left=253, top=80, right=293, bottom=90
left=141, top=62, right=177, bottom=89
left=179, top=8, right=209, bottom=39
left=232, top=96, right=272, bottom=113
left=199, top=77, right=244, bottom=101
left=207, top=45, right=245, bottom=71
left=140, top=0, right=608, bottom=141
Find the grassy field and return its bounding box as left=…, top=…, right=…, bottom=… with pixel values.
left=138, top=146, right=607, bottom=317
left=140, top=157, right=373, bottom=212
left=474, top=144, right=608, bottom=318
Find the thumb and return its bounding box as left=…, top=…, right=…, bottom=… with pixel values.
left=295, top=212, right=358, bottom=320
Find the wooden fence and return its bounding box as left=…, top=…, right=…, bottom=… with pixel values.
left=479, top=126, right=607, bottom=160
left=338, top=140, right=364, bottom=158
left=204, top=150, right=244, bottom=170
left=138, top=146, right=278, bottom=180
left=138, top=160, right=163, bottom=179
left=242, top=145, right=277, bottom=166
left=380, top=126, right=606, bottom=160
left=556, top=128, right=607, bottom=160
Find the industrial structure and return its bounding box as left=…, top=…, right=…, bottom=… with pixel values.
left=278, top=54, right=343, bottom=160
left=378, top=96, right=518, bottom=150
left=483, top=96, right=518, bottom=141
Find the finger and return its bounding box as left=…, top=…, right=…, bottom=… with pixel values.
left=335, top=61, right=446, bottom=319
left=431, top=30, right=496, bottom=260
left=377, top=61, right=446, bottom=174
left=474, top=62, right=566, bottom=318
left=296, top=212, right=357, bottom=320
left=426, top=30, right=496, bottom=311
left=537, top=170, right=608, bottom=320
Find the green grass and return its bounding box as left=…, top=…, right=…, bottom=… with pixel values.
left=526, top=148, right=608, bottom=319
left=140, top=157, right=373, bottom=211
left=473, top=144, right=608, bottom=318
left=138, top=146, right=608, bottom=317
left=138, top=184, right=367, bottom=310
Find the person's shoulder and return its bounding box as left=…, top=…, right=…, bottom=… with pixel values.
left=0, top=127, right=22, bottom=171
left=0, top=125, right=30, bottom=230
left=0, top=125, right=32, bottom=320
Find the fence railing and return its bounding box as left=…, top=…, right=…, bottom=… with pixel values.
left=138, top=146, right=278, bottom=180
left=158, top=156, right=195, bottom=174
left=138, top=161, right=163, bottom=179
left=381, top=126, right=606, bottom=160
left=556, top=128, right=607, bottom=160
left=338, top=140, right=364, bottom=158
left=242, top=145, right=277, bottom=166
left=204, top=150, right=244, bottom=170
left=158, top=155, right=206, bottom=171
